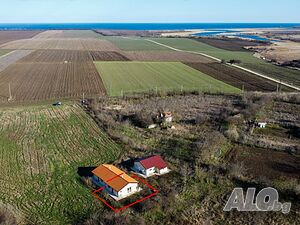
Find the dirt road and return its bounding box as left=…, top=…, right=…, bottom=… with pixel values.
left=145, top=39, right=300, bottom=91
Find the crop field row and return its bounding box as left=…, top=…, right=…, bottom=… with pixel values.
left=19, top=50, right=129, bottom=63
left=99, top=36, right=170, bottom=51
left=0, top=38, right=120, bottom=51
left=0, top=50, right=33, bottom=72
left=33, top=30, right=101, bottom=39
left=94, top=61, right=240, bottom=96
left=123, top=51, right=213, bottom=63
left=0, top=104, right=121, bottom=224
left=185, top=62, right=290, bottom=92
left=0, top=30, right=43, bottom=46
left=0, top=50, right=107, bottom=102
left=149, top=38, right=300, bottom=87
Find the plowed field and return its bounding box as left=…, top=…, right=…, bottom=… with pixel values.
left=0, top=50, right=107, bottom=102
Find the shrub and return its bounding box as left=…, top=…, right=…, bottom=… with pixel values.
left=0, top=204, right=20, bottom=225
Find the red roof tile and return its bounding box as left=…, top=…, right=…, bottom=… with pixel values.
left=138, top=155, right=168, bottom=170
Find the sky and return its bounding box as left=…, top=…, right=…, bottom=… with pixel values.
left=0, top=0, right=299, bottom=23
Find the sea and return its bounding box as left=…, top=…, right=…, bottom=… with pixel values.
left=0, top=23, right=299, bottom=30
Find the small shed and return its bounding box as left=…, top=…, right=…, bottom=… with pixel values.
left=157, top=111, right=173, bottom=123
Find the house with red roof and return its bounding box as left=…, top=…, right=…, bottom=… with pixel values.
left=133, top=155, right=170, bottom=177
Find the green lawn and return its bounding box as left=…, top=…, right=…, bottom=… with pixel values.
left=99, top=36, right=170, bottom=51
left=150, top=38, right=300, bottom=87
left=94, top=61, right=240, bottom=96
left=0, top=104, right=121, bottom=224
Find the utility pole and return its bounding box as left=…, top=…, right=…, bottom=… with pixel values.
left=82, top=92, right=85, bottom=102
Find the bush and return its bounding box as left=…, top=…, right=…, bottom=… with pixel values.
left=225, top=125, right=239, bottom=142
left=228, top=59, right=242, bottom=64
left=0, top=204, right=20, bottom=225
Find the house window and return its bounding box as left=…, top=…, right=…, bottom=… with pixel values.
left=127, top=187, right=132, bottom=193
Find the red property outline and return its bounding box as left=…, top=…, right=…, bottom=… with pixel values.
left=92, top=174, right=159, bottom=212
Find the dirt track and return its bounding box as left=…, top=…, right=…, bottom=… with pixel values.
left=0, top=50, right=33, bottom=72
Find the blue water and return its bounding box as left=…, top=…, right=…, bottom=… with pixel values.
left=232, top=34, right=270, bottom=41
left=195, top=30, right=236, bottom=36
left=194, top=29, right=277, bottom=42
left=0, top=23, right=299, bottom=30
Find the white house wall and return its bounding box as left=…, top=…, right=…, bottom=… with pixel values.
left=159, top=167, right=169, bottom=174
left=145, top=167, right=156, bottom=177
left=118, top=183, right=139, bottom=198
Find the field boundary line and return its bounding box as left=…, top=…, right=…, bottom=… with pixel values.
left=0, top=50, right=16, bottom=59
left=145, top=39, right=300, bottom=91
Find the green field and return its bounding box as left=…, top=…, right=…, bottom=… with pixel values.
left=99, top=36, right=170, bottom=51
left=0, top=49, right=11, bottom=56
left=94, top=61, right=240, bottom=96
left=0, top=104, right=121, bottom=224
left=150, top=38, right=300, bottom=87
left=61, top=30, right=102, bottom=38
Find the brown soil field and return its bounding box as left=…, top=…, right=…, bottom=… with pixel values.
left=0, top=38, right=120, bottom=51
left=32, top=30, right=64, bottom=39
left=227, top=145, right=300, bottom=180
left=123, top=51, right=214, bottom=63
left=0, top=50, right=33, bottom=72
left=94, top=29, right=162, bottom=37
left=19, top=50, right=129, bottom=62
left=89, top=51, right=130, bottom=61
left=0, top=30, right=43, bottom=46
left=185, top=62, right=288, bottom=92
left=192, top=37, right=269, bottom=51
left=0, top=50, right=106, bottom=102
left=33, top=30, right=101, bottom=39
left=20, top=50, right=93, bottom=63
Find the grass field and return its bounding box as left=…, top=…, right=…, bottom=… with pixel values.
left=0, top=104, right=121, bottom=224
left=99, top=36, right=170, bottom=51
left=94, top=61, right=240, bottom=96
left=0, top=49, right=11, bottom=56
left=150, top=38, right=300, bottom=87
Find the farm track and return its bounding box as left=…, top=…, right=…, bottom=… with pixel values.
left=0, top=104, right=121, bottom=224
left=0, top=50, right=33, bottom=72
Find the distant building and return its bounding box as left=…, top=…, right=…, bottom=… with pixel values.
left=163, top=112, right=173, bottom=123
left=133, top=155, right=170, bottom=178
left=92, top=164, right=140, bottom=200
left=257, top=122, right=267, bottom=128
